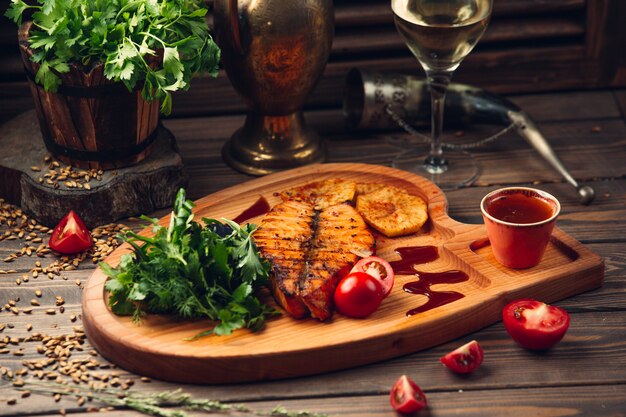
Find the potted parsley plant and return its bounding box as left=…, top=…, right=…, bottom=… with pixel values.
left=5, top=0, right=220, bottom=168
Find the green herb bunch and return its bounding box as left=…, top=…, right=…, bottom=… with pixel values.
left=101, top=189, right=278, bottom=338
left=5, top=0, right=220, bottom=114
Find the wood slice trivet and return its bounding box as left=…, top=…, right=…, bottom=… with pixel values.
left=82, top=163, right=604, bottom=384
left=0, top=110, right=188, bottom=227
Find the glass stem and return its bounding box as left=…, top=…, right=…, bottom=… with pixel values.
left=425, top=71, right=452, bottom=174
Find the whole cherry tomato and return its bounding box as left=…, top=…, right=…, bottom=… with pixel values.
left=440, top=340, right=484, bottom=374
left=502, top=299, right=570, bottom=350
left=390, top=375, right=427, bottom=414
left=334, top=272, right=384, bottom=318
left=49, top=210, right=92, bottom=254
left=350, top=256, right=395, bottom=297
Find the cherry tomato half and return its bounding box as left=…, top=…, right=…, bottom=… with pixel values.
left=49, top=210, right=92, bottom=255
left=350, top=256, right=395, bottom=297
left=390, top=375, right=427, bottom=414
left=334, top=272, right=384, bottom=318
left=502, top=299, right=570, bottom=350
left=440, top=340, right=484, bottom=374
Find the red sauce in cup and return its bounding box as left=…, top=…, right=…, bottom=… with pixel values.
left=486, top=193, right=554, bottom=224
left=481, top=187, right=561, bottom=269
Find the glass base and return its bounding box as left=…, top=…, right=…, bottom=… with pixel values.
left=392, top=146, right=480, bottom=190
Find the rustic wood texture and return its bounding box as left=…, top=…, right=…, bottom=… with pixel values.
left=1, top=87, right=626, bottom=415
left=81, top=163, right=603, bottom=384
left=0, top=111, right=188, bottom=228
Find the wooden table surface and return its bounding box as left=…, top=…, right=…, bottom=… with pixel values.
left=1, top=88, right=626, bottom=416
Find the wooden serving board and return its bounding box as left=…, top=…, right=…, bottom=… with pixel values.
left=82, top=163, right=604, bottom=384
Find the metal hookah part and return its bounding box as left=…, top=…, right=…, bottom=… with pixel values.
left=343, top=68, right=595, bottom=204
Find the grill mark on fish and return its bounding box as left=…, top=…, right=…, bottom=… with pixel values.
left=255, top=200, right=374, bottom=320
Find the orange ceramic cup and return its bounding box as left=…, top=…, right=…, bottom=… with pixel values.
left=480, top=187, right=561, bottom=269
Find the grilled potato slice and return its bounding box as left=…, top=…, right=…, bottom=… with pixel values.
left=356, top=186, right=428, bottom=237
left=280, top=179, right=357, bottom=209
left=355, top=182, right=387, bottom=196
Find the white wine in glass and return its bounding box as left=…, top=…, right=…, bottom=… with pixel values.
left=391, top=0, right=492, bottom=189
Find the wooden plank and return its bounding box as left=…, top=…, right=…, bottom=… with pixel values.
left=492, top=0, right=586, bottom=16
left=0, top=48, right=21, bottom=77
left=510, top=91, right=623, bottom=122
left=161, top=92, right=624, bottom=145
left=163, top=90, right=623, bottom=133
left=586, top=0, right=614, bottom=59
left=317, top=131, right=626, bottom=187
left=562, top=241, right=626, bottom=310
left=332, top=17, right=585, bottom=56
left=1, top=311, right=625, bottom=414
left=4, top=383, right=626, bottom=417
left=472, top=144, right=626, bottom=185
left=0, top=82, right=34, bottom=125
left=613, top=89, right=626, bottom=118
left=333, top=0, right=586, bottom=27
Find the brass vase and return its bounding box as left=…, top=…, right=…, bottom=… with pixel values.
left=214, top=0, right=333, bottom=175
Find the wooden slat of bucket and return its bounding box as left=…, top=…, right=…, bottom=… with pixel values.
left=17, top=22, right=160, bottom=170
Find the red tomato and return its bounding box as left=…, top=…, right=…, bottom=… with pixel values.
left=49, top=210, right=92, bottom=255
left=390, top=375, right=427, bottom=414
left=440, top=340, right=484, bottom=374
left=350, top=256, right=394, bottom=297
left=334, top=272, right=384, bottom=318
left=502, top=299, right=570, bottom=350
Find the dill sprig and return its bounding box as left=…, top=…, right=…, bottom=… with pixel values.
left=10, top=379, right=329, bottom=417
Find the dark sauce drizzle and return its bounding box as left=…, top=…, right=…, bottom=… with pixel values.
left=391, top=246, right=469, bottom=316
left=233, top=196, right=270, bottom=224
left=404, top=270, right=469, bottom=316
left=390, top=246, right=439, bottom=274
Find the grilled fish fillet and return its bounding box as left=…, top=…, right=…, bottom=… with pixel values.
left=254, top=200, right=374, bottom=320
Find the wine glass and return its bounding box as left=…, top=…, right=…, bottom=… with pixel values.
left=391, top=0, right=493, bottom=189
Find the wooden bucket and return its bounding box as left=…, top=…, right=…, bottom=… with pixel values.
left=18, top=22, right=160, bottom=170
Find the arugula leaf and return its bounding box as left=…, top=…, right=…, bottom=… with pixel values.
left=101, top=188, right=277, bottom=339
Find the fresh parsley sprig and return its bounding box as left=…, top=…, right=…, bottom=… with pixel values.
left=101, top=188, right=278, bottom=338
left=5, top=0, right=220, bottom=115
